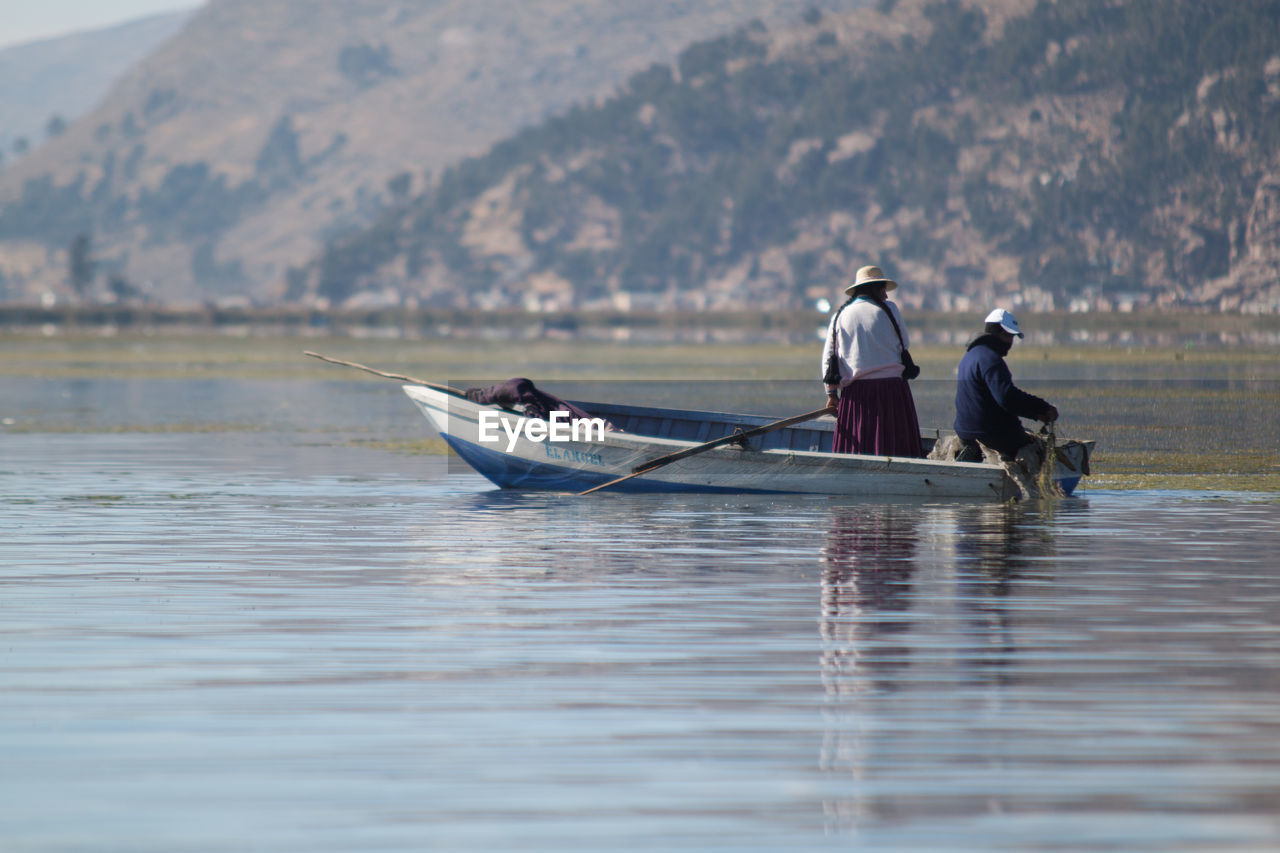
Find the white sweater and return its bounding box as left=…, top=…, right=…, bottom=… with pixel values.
left=821, top=298, right=909, bottom=391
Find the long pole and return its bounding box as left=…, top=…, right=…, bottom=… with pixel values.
left=578, top=406, right=832, bottom=496
left=303, top=351, right=464, bottom=396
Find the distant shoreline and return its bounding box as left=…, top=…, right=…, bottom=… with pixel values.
left=2, top=303, right=1278, bottom=347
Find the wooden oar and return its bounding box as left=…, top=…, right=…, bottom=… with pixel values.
left=578, top=406, right=832, bottom=496
left=303, top=350, right=464, bottom=396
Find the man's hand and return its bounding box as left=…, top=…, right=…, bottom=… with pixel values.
left=826, top=392, right=839, bottom=414
left=1040, top=405, right=1059, bottom=423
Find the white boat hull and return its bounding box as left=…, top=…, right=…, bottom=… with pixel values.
left=402, top=385, right=1093, bottom=501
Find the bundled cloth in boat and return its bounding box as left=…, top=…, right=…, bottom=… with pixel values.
left=464, top=378, right=597, bottom=423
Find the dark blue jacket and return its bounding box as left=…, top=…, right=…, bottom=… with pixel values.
left=954, top=335, right=1050, bottom=453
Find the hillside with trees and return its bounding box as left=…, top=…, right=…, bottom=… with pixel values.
left=0, top=0, right=869, bottom=306
left=0, top=10, right=193, bottom=166
left=292, top=0, right=1280, bottom=315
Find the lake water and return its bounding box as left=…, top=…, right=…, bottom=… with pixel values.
left=3, top=373, right=1279, bottom=851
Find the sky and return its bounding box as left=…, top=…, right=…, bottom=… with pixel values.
left=0, top=0, right=200, bottom=51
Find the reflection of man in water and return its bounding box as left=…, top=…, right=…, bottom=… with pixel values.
left=817, top=503, right=1068, bottom=834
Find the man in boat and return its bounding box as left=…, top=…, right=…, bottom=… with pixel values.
left=821, top=265, right=923, bottom=457
left=953, top=308, right=1059, bottom=462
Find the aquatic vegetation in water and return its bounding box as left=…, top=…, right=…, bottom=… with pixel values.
left=0, top=422, right=263, bottom=434
left=351, top=438, right=450, bottom=456
left=1089, top=446, right=1280, bottom=492
left=3, top=331, right=1277, bottom=493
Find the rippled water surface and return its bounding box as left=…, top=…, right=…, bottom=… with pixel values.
left=3, top=377, right=1280, bottom=851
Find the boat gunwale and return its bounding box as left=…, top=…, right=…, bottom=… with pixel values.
left=401, top=384, right=1014, bottom=476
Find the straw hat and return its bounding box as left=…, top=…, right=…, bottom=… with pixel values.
left=844, top=265, right=898, bottom=295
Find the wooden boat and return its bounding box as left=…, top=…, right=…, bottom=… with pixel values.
left=402, top=385, right=1092, bottom=501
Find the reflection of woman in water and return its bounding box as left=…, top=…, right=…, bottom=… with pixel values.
left=820, top=506, right=919, bottom=697
left=819, top=505, right=920, bottom=833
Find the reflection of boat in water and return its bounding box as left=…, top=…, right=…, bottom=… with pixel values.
left=403, top=384, right=1093, bottom=501
left=817, top=502, right=1073, bottom=833
left=814, top=499, right=1085, bottom=829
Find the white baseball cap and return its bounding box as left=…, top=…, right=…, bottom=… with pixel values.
left=984, top=308, right=1023, bottom=338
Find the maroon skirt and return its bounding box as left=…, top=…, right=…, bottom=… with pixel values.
left=832, top=376, right=924, bottom=457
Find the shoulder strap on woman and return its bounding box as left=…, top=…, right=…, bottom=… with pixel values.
left=867, top=295, right=920, bottom=379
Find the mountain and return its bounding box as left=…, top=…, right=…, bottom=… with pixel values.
left=0, top=0, right=871, bottom=305
left=0, top=11, right=194, bottom=163
left=290, top=0, right=1280, bottom=315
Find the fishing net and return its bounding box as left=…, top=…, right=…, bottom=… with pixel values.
left=1036, top=423, right=1062, bottom=500
left=928, top=428, right=1073, bottom=501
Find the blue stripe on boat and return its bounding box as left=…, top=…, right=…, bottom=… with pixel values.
left=443, top=436, right=784, bottom=494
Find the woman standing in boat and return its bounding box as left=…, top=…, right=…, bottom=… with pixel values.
left=821, top=265, right=924, bottom=457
